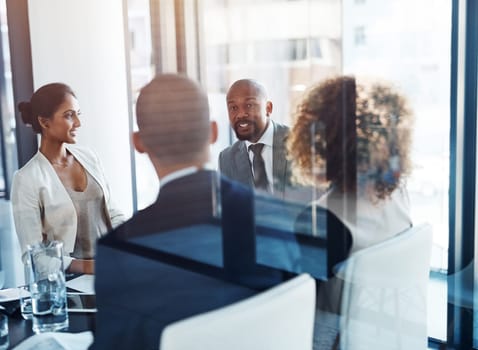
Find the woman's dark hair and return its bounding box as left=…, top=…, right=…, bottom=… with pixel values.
left=17, top=83, right=76, bottom=134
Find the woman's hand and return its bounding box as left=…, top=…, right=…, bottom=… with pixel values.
left=68, top=259, right=95, bottom=274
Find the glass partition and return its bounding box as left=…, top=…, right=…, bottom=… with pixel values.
left=126, top=0, right=452, bottom=343
left=199, top=0, right=451, bottom=341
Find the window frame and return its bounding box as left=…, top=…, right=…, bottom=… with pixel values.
left=445, top=0, right=478, bottom=349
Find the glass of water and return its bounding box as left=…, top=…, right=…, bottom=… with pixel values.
left=19, top=255, right=34, bottom=320
left=18, top=285, right=33, bottom=320
left=28, top=241, right=69, bottom=333
left=0, top=314, right=8, bottom=350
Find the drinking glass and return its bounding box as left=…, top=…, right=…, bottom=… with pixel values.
left=18, top=285, right=33, bottom=320
left=0, top=314, right=8, bottom=350
left=28, top=241, right=69, bottom=333
left=19, top=256, right=33, bottom=320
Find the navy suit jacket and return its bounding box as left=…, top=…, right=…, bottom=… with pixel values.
left=109, top=170, right=232, bottom=238
left=92, top=170, right=278, bottom=350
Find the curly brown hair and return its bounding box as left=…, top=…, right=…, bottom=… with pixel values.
left=286, top=76, right=413, bottom=200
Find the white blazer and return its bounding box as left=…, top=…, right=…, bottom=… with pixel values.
left=11, top=144, right=125, bottom=267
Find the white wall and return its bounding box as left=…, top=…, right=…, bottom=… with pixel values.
left=28, top=0, right=133, bottom=217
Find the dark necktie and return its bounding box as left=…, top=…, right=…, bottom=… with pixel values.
left=249, top=143, right=269, bottom=191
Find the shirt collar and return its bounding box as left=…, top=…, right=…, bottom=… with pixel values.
left=160, top=166, right=198, bottom=187
left=245, top=119, right=273, bottom=149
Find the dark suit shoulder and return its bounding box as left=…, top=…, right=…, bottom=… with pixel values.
left=219, top=140, right=244, bottom=158
left=218, top=140, right=247, bottom=179
left=272, top=121, right=289, bottom=134
left=102, top=170, right=220, bottom=241
left=271, top=121, right=290, bottom=148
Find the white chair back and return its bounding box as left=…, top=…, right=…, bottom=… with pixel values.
left=339, top=223, right=432, bottom=350
left=159, top=273, right=316, bottom=350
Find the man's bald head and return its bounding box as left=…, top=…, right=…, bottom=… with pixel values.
left=226, top=79, right=272, bottom=143
left=226, top=79, right=268, bottom=101
left=135, top=74, right=211, bottom=166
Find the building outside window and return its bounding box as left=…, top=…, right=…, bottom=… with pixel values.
left=354, top=25, right=366, bottom=45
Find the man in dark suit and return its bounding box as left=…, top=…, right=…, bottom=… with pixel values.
left=101, top=74, right=255, bottom=239
left=219, top=79, right=295, bottom=200
left=92, top=74, right=267, bottom=350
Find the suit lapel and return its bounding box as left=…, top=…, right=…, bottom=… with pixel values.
left=235, top=142, right=254, bottom=186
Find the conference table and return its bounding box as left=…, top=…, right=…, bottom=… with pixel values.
left=6, top=267, right=260, bottom=350
left=5, top=207, right=348, bottom=349
left=7, top=311, right=95, bottom=349
left=6, top=269, right=258, bottom=350
left=2, top=272, right=96, bottom=349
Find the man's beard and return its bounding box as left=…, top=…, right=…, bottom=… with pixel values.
left=233, top=120, right=258, bottom=141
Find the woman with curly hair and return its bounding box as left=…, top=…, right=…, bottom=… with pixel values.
left=287, top=75, right=413, bottom=253
left=287, top=76, right=414, bottom=349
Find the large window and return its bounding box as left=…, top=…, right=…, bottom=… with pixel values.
left=342, top=0, right=451, bottom=340
left=127, top=0, right=157, bottom=210
left=199, top=0, right=343, bottom=173
left=199, top=0, right=451, bottom=269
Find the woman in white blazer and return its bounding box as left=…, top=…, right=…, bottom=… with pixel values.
left=11, top=83, right=124, bottom=274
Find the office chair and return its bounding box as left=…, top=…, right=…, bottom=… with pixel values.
left=159, top=273, right=316, bottom=350
left=338, top=223, right=433, bottom=350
